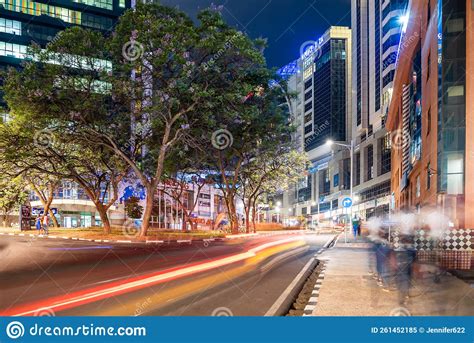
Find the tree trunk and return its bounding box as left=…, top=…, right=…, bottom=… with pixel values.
left=252, top=202, right=257, bottom=233
left=244, top=205, right=250, bottom=233
left=228, top=199, right=239, bottom=234
left=140, top=185, right=154, bottom=237
left=48, top=209, right=59, bottom=227
left=30, top=183, right=58, bottom=227
left=96, top=204, right=111, bottom=235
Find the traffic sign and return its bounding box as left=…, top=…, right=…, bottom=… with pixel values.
left=342, top=197, right=353, bottom=208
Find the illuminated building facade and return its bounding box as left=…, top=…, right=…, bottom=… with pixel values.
left=277, top=26, right=352, bottom=226
left=387, top=0, right=474, bottom=229
left=0, top=0, right=128, bottom=67
left=350, top=0, right=407, bottom=219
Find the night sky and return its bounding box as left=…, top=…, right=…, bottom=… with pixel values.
left=160, top=0, right=351, bottom=68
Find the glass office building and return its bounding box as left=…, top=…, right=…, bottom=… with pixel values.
left=0, top=0, right=129, bottom=70
left=350, top=0, right=407, bottom=219
left=276, top=26, right=352, bottom=226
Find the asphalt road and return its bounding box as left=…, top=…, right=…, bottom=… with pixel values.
left=0, top=232, right=335, bottom=316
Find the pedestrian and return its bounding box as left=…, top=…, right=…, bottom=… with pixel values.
left=35, top=216, right=42, bottom=234
left=42, top=214, right=50, bottom=236
left=357, top=216, right=362, bottom=236
left=352, top=215, right=360, bottom=239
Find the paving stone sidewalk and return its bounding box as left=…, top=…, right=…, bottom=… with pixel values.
left=311, top=237, right=474, bottom=316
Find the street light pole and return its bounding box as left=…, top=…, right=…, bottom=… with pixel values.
left=348, top=139, right=354, bottom=244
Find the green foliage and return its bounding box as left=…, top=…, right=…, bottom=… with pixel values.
left=0, top=177, right=28, bottom=219
left=124, top=196, right=144, bottom=219
left=0, top=2, right=297, bottom=235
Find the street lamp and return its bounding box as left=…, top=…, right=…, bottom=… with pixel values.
left=326, top=138, right=355, bottom=243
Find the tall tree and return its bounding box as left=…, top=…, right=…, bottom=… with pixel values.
left=2, top=4, right=281, bottom=236
left=0, top=27, right=129, bottom=233
left=238, top=149, right=308, bottom=233
left=0, top=177, right=28, bottom=228
left=25, top=174, right=60, bottom=227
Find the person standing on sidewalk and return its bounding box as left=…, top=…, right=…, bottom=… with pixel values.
left=394, top=229, right=416, bottom=305
left=352, top=215, right=360, bottom=239
left=35, top=216, right=42, bottom=234
left=42, top=214, right=50, bottom=235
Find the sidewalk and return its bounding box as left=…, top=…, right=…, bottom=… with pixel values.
left=311, top=234, right=474, bottom=316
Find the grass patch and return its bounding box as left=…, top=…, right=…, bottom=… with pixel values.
left=34, top=226, right=225, bottom=241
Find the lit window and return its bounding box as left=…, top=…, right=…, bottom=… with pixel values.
left=0, top=18, right=21, bottom=35
left=447, top=85, right=464, bottom=97
left=0, top=41, right=27, bottom=59
left=416, top=175, right=420, bottom=198
left=0, top=0, right=82, bottom=25
left=73, top=0, right=113, bottom=10
left=0, top=112, right=9, bottom=123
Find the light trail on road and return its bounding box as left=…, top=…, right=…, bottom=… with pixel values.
left=1, top=237, right=305, bottom=316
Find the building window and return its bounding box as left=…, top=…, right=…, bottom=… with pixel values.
left=319, top=169, right=330, bottom=196
left=366, top=145, right=373, bottom=181
left=446, top=18, right=464, bottom=33
left=355, top=153, right=361, bottom=186
left=0, top=41, right=27, bottom=59
left=0, top=18, right=21, bottom=35
left=380, top=134, right=391, bottom=175
left=1, top=112, right=9, bottom=123
left=427, top=0, right=431, bottom=26
left=119, top=0, right=126, bottom=8
left=73, top=0, right=113, bottom=10
left=427, top=162, right=431, bottom=190
left=334, top=173, right=339, bottom=187
left=416, top=175, right=421, bottom=198
left=0, top=0, right=82, bottom=25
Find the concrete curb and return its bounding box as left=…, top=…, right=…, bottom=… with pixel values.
left=302, top=260, right=327, bottom=316
left=265, top=234, right=337, bottom=316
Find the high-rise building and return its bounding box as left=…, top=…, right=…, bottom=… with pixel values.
left=277, top=26, right=352, bottom=226
left=387, top=0, right=474, bottom=229
left=0, top=0, right=129, bottom=71
left=351, top=0, right=407, bottom=219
